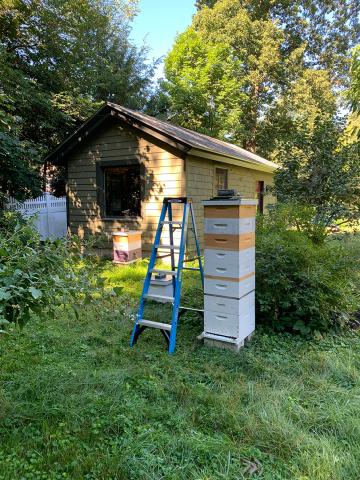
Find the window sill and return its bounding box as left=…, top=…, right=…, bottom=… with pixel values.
left=102, top=216, right=142, bottom=222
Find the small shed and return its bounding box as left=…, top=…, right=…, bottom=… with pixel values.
left=46, top=102, right=278, bottom=256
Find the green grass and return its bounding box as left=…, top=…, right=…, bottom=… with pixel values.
left=1, top=260, right=360, bottom=479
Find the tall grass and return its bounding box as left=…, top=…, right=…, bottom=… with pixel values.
left=1, top=259, right=360, bottom=479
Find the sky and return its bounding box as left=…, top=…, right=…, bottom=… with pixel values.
left=130, top=0, right=196, bottom=79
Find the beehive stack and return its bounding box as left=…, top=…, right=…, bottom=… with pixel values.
left=202, top=198, right=257, bottom=350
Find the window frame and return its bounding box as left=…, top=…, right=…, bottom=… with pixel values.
left=96, top=159, right=144, bottom=220
left=215, top=167, right=228, bottom=194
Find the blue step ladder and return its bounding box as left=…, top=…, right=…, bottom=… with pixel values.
left=130, top=197, right=204, bottom=354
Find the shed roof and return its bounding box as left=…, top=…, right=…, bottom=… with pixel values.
left=45, top=102, right=278, bottom=173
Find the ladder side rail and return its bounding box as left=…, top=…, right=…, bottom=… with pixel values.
left=130, top=200, right=168, bottom=346
left=168, top=202, right=189, bottom=354
left=167, top=201, right=176, bottom=296
left=189, top=203, right=204, bottom=289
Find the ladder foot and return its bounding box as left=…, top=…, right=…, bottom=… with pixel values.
left=130, top=324, right=146, bottom=346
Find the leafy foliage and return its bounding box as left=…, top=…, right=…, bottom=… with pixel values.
left=0, top=0, right=154, bottom=199
left=0, top=212, right=112, bottom=327
left=255, top=209, right=360, bottom=335
left=196, top=0, right=359, bottom=80
left=273, top=119, right=360, bottom=229
left=161, top=0, right=358, bottom=156
left=344, top=46, right=360, bottom=143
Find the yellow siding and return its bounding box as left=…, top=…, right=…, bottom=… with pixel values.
left=185, top=155, right=275, bottom=252
left=67, top=119, right=275, bottom=258
left=67, top=120, right=185, bottom=255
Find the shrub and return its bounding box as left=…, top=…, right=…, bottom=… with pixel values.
left=0, top=212, right=111, bottom=328
left=256, top=208, right=360, bottom=335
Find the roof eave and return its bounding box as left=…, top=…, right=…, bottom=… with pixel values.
left=110, top=109, right=190, bottom=156
left=188, top=147, right=279, bottom=173
left=44, top=104, right=112, bottom=165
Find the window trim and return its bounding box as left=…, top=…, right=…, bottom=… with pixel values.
left=96, top=159, right=144, bottom=220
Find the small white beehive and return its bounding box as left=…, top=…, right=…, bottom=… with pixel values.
left=112, top=230, right=142, bottom=264
left=202, top=197, right=257, bottom=351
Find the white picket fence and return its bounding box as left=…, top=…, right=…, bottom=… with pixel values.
left=6, top=193, right=67, bottom=240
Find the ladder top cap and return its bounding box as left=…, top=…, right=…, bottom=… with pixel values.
left=202, top=198, right=258, bottom=206
left=163, top=197, right=190, bottom=203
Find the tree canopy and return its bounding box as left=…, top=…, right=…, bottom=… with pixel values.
left=158, top=0, right=359, bottom=228
left=161, top=0, right=358, bottom=156
left=1, top=0, right=359, bottom=229
left=0, top=0, right=154, bottom=200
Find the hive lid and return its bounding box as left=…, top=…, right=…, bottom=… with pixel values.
left=202, top=198, right=258, bottom=206
left=112, top=230, right=142, bottom=236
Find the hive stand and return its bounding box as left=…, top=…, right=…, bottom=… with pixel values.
left=130, top=197, right=204, bottom=354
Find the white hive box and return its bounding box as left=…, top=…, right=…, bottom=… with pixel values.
left=148, top=275, right=174, bottom=303
left=202, top=197, right=257, bottom=350
left=204, top=291, right=255, bottom=339
left=204, top=248, right=255, bottom=279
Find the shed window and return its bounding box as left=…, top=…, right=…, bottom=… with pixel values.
left=256, top=180, right=265, bottom=214
left=215, top=168, right=228, bottom=192
left=103, top=165, right=141, bottom=217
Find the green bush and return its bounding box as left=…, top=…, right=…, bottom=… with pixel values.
left=256, top=208, right=360, bottom=335
left=0, top=211, right=111, bottom=328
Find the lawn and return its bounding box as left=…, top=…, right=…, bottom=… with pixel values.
left=1, top=260, right=360, bottom=479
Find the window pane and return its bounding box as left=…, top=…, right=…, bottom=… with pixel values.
left=104, top=165, right=141, bottom=217
left=216, top=168, right=228, bottom=192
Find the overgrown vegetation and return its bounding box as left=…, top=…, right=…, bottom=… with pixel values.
left=0, top=0, right=154, bottom=199
left=273, top=119, right=360, bottom=231
left=1, top=261, right=360, bottom=479
left=0, top=212, right=111, bottom=328
left=255, top=208, right=360, bottom=335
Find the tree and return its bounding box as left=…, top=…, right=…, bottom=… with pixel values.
left=344, top=46, right=360, bottom=144
left=0, top=0, right=154, bottom=200
left=161, top=0, right=358, bottom=154
left=273, top=118, right=360, bottom=236
left=163, top=0, right=286, bottom=151
left=195, top=0, right=359, bottom=83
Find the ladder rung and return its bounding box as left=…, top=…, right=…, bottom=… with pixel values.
left=160, top=221, right=183, bottom=226
left=184, top=256, right=200, bottom=262
left=182, top=267, right=200, bottom=271
left=139, top=319, right=172, bottom=331
left=151, top=269, right=177, bottom=276
left=155, top=244, right=180, bottom=251
left=144, top=294, right=174, bottom=302
left=179, top=306, right=204, bottom=313
left=156, top=253, right=171, bottom=259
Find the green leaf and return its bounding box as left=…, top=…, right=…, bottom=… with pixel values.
left=0, top=289, right=11, bottom=300
left=29, top=287, right=42, bottom=299
left=112, top=286, right=123, bottom=296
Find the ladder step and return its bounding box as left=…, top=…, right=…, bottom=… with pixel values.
left=155, top=244, right=180, bottom=251
left=144, top=293, right=175, bottom=302
left=139, top=319, right=172, bottom=331
left=184, top=256, right=200, bottom=262
left=151, top=269, right=177, bottom=276
left=160, top=221, right=183, bottom=226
